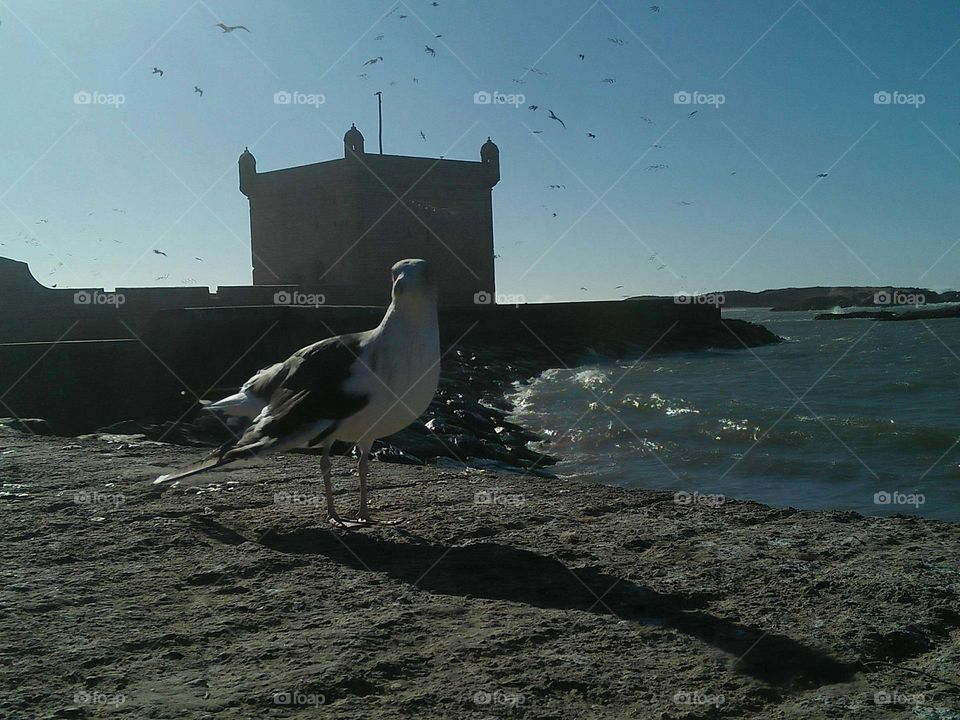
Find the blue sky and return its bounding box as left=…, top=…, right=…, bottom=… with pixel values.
left=1, top=0, right=959, bottom=301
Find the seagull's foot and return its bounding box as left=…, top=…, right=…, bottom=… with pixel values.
left=328, top=513, right=371, bottom=529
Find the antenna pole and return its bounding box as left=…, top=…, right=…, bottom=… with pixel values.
left=374, top=91, right=383, bottom=154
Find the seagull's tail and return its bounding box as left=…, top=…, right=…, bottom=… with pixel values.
left=154, top=451, right=233, bottom=486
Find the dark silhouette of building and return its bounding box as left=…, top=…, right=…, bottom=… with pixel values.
left=239, top=124, right=500, bottom=305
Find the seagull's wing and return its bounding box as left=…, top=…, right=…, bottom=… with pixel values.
left=156, top=333, right=371, bottom=485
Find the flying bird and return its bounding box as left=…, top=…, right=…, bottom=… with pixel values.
left=608, top=37, right=625, bottom=45
left=194, top=257, right=203, bottom=262
left=528, top=104, right=538, bottom=111
left=375, top=34, right=384, bottom=40
left=155, top=260, right=440, bottom=527
left=531, top=130, right=543, bottom=134
left=547, top=184, right=566, bottom=189
left=615, top=285, right=624, bottom=289
left=679, top=201, right=693, bottom=206
left=155, top=274, right=169, bottom=280
left=152, top=249, right=167, bottom=257
left=420, top=131, right=427, bottom=141
left=650, top=5, right=661, bottom=12
left=580, top=287, right=588, bottom=291
left=586, top=133, right=596, bottom=138
left=424, top=45, right=436, bottom=56
left=601, top=78, right=616, bottom=83
left=578, top=53, right=585, bottom=60
left=817, top=172, right=829, bottom=178
left=547, top=109, right=566, bottom=128
left=215, top=23, right=250, bottom=33
left=363, top=56, right=383, bottom=66
left=688, top=110, right=698, bottom=118
left=639, top=116, right=655, bottom=125
left=152, top=67, right=164, bottom=77
left=412, top=77, right=419, bottom=84
left=194, top=86, right=203, bottom=96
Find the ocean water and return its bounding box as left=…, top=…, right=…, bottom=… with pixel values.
left=508, top=309, right=960, bottom=522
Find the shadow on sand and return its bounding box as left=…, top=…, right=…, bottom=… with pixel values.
left=260, top=527, right=856, bottom=688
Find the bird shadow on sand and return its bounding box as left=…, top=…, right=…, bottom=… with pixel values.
left=259, top=527, right=857, bottom=689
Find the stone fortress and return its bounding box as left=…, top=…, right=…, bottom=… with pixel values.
left=239, top=124, right=500, bottom=305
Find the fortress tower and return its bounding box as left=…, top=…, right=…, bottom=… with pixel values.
left=239, top=124, right=500, bottom=305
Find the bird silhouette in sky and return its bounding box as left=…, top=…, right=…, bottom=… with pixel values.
left=424, top=45, right=436, bottom=56
left=531, top=130, right=543, bottom=134
left=650, top=5, right=661, bottom=12
left=688, top=110, right=698, bottom=118
left=363, top=56, right=383, bottom=66
left=608, top=37, right=625, bottom=45
left=420, top=131, right=427, bottom=141
left=412, top=77, right=419, bottom=83
left=615, top=285, right=624, bottom=289
left=399, top=14, right=408, bottom=19
left=153, top=249, right=167, bottom=257
left=679, top=200, right=693, bottom=206
left=547, top=109, right=566, bottom=128
left=528, top=104, right=538, bottom=111
left=548, top=184, right=566, bottom=189
left=155, top=274, right=169, bottom=280
left=215, top=23, right=250, bottom=33
left=586, top=132, right=597, bottom=138
left=194, top=86, right=203, bottom=96
left=639, top=116, right=655, bottom=125
left=601, top=78, right=616, bottom=83
left=194, top=257, right=203, bottom=262
left=375, top=34, right=384, bottom=40
left=358, top=73, right=368, bottom=80
left=580, top=287, right=588, bottom=291
left=152, top=67, right=164, bottom=77
left=817, top=172, right=829, bottom=178
left=578, top=53, right=585, bottom=60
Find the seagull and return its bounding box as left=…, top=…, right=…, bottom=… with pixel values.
left=639, top=116, right=654, bottom=125
left=528, top=104, right=538, bottom=111
left=194, top=86, right=203, bottom=96
left=215, top=23, right=250, bottom=33
left=578, top=53, right=585, bottom=60
left=601, top=78, right=616, bottom=83
left=817, top=172, right=829, bottom=178
left=194, top=257, right=203, bottom=262
left=650, top=5, right=661, bottom=12
left=531, top=130, right=543, bottom=134
left=688, top=110, right=698, bottom=118
left=152, top=249, right=167, bottom=256
left=586, top=132, right=596, bottom=138
left=615, top=285, right=624, bottom=289
left=419, top=131, right=427, bottom=141
left=155, top=274, right=169, bottom=280
left=608, top=37, right=625, bottom=45
left=412, top=77, right=419, bottom=84
left=375, top=34, right=384, bottom=40
left=547, top=109, right=566, bottom=128
left=580, top=287, right=588, bottom=292
left=548, top=184, right=566, bottom=189
left=363, top=56, right=383, bottom=66
left=155, top=260, right=440, bottom=527
left=424, top=45, right=436, bottom=56
left=152, top=67, right=164, bottom=77
left=679, top=200, right=693, bottom=206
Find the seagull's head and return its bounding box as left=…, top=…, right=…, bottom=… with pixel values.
left=390, top=258, right=437, bottom=310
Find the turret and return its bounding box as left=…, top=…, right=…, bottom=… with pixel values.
left=344, top=123, right=365, bottom=158
left=238, top=147, right=257, bottom=196
left=480, top=137, right=500, bottom=186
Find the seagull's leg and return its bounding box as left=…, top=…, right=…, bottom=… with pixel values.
left=322, top=445, right=343, bottom=526
left=357, top=441, right=373, bottom=523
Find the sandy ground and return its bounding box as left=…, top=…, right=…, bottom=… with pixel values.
left=2, top=427, right=959, bottom=719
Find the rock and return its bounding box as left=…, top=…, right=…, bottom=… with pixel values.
left=0, top=417, right=53, bottom=435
